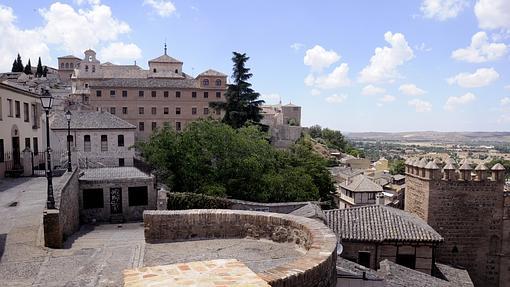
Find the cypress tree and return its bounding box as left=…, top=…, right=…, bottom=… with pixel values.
left=42, top=66, right=48, bottom=77
left=11, top=59, right=17, bottom=72
left=36, top=57, right=43, bottom=77
left=16, top=53, right=23, bottom=72
left=24, top=59, right=32, bottom=75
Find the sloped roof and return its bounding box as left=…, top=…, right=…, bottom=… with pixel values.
left=339, top=174, right=383, bottom=192
left=88, top=78, right=198, bottom=89
left=197, top=69, right=227, bottom=77
left=58, top=55, right=80, bottom=59
left=50, top=110, right=136, bottom=130
left=325, top=205, right=443, bottom=243
left=148, top=54, right=182, bottom=64
left=289, top=202, right=326, bottom=222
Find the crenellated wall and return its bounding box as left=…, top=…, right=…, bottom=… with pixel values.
left=405, top=161, right=505, bottom=287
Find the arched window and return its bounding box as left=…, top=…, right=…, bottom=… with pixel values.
left=84, top=135, right=91, bottom=152
left=61, top=63, right=65, bottom=68
left=175, top=69, right=178, bottom=73
left=202, top=79, right=209, bottom=86
left=85, top=65, right=89, bottom=72
left=153, top=68, right=157, bottom=73
left=92, top=65, right=95, bottom=73
left=70, top=63, right=74, bottom=68
left=215, top=79, right=221, bottom=86
left=65, top=63, right=69, bottom=69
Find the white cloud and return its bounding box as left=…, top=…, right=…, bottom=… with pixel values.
left=408, top=99, right=432, bottom=112
left=361, top=85, right=386, bottom=96
left=414, top=42, right=432, bottom=52
left=311, top=89, right=321, bottom=96
left=500, top=97, right=510, bottom=106
left=447, top=68, right=499, bottom=88
left=451, top=31, right=508, bottom=63
left=99, top=42, right=142, bottom=63
left=420, top=0, right=469, bottom=21
left=358, top=31, right=414, bottom=83
left=380, top=95, right=396, bottom=102
left=325, top=94, right=347, bottom=104
left=260, top=93, right=281, bottom=104
left=475, top=0, right=510, bottom=30
left=305, top=63, right=351, bottom=89
left=143, top=0, right=176, bottom=17
left=399, top=83, right=427, bottom=96
left=304, top=45, right=340, bottom=71
left=290, top=43, right=304, bottom=51
left=444, top=92, right=476, bottom=111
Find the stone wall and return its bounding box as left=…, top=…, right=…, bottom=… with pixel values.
left=143, top=209, right=338, bottom=287
left=43, top=168, right=80, bottom=248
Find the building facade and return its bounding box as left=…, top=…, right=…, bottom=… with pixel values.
left=405, top=158, right=507, bottom=287
left=260, top=103, right=303, bottom=148
left=59, top=49, right=227, bottom=140
left=334, top=174, right=384, bottom=209
left=0, top=82, right=43, bottom=177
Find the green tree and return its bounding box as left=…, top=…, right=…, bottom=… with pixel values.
left=210, top=52, right=264, bottom=128
left=11, top=59, right=17, bottom=72
left=12, top=54, right=23, bottom=72
left=36, top=57, right=43, bottom=77
left=308, top=125, right=322, bottom=138
left=23, top=59, right=32, bottom=74
left=486, top=158, right=510, bottom=178
left=42, top=66, right=48, bottom=77
left=389, top=159, right=406, bottom=175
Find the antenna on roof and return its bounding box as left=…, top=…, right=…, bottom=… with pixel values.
left=164, top=38, right=167, bottom=55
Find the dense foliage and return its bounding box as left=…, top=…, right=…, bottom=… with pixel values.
left=11, top=54, right=47, bottom=77
left=210, top=52, right=264, bottom=128
left=138, top=120, right=335, bottom=206
left=167, top=192, right=234, bottom=210
left=389, top=159, right=405, bottom=175
left=307, top=125, right=363, bottom=157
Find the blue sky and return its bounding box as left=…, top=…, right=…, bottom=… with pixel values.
left=0, top=0, right=509, bottom=132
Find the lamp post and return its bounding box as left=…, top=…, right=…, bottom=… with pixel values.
left=65, top=110, right=72, bottom=172
left=40, top=88, right=55, bottom=209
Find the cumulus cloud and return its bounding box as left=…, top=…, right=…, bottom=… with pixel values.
left=304, top=45, right=340, bottom=71
left=260, top=93, right=281, bottom=104
left=475, top=0, right=510, bottom=30
left=325, top=94, right=347, bottom=104
left=143, top=0, right=176, bottom=17
left=304, top=63, right=351, bottom=89
left=408, top=99, right=432, bottom=112
left=99, top=42, right=142, bottom=63
left=361, top=85, right=386, bottom=96
left=380, top=95, right=396, bottom=102
left=358, top=32, right=414, bottom=83
left=451, top=31, right=508, bottom=63
left=420, top=0, right=469, bottom=21
left=444, top=92, right=476, bottom=111
left=447, top=68, right=499, bottom=88
left=500, top=97, right=510, bottom=106
left=399, top=83, right=427, bottom=96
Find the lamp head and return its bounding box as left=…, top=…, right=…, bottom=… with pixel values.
left=65, top=110, right=72, bottom=121
left=39, top=88, right=53, bottom=110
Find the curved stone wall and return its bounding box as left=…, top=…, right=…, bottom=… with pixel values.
left=143, top=209, right=338, bottom=287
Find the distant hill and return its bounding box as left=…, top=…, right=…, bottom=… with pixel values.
left=346, top=131, right=510, bottom=144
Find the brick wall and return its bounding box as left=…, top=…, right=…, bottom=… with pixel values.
left=143, top=209, right=338, bottom=287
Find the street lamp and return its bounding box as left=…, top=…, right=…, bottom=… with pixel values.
left=40, top=88, right=55, bottom=209
left=65, top=110, right=72, bottom=172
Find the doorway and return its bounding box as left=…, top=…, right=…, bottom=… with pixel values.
left=110, top=187, right=122, bottom=214
left=11, top=137, right=20, bottom=169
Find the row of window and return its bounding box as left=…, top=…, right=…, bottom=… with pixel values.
left=202, top=79, right=222, bottom=87
left=138, top=121, right=182, bottom=132
left=0, top=98, right=38, bottom=126
left=0, top=137, right=38, bottom=162
left=96, top=90, right=222, bottom=99
left=81, top=134, right=125, bottom=152
left=110, top=106, right=216, bottom=116
left=83, top=186, right=148, bottom=209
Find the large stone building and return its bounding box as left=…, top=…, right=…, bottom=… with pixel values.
left=59, top=48, right=227, bottom=140
left=405, top=158, right=508, bottom=287
left=260, top=103, right=303, bottom=148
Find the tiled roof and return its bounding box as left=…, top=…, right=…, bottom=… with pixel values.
left=58, top=55, right=80, bottom=59
left=88, top=77, right=198, bottom=89
left=50, top=110, right=136, bottom=130
left=339, top=174, right=383, bottom=192
left=289, top=202, right=326, bottom=222
left=148, top=54, right=182, bottom=63
left=336, top=258, right=383, bottom=281
left=79, top=167, right=150, bottom=181
left=198, top=69, right=227, bottom=77
left=325, top=205, right=443, bottom=243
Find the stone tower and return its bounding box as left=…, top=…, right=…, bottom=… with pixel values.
left=405, top=158, right=506, bottom=287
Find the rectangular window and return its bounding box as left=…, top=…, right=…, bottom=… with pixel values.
left=192, top=91, right=197, bottom=98
left=15, top=101, right=20, bottom=118
left=139, top=107, right=144, bottom=115
left=122, top=107, right=128, bottom=114
left=110, top=90, right=116, bottom=96
left=204, top=107, right=209, bottom=115
left=119, top=158, right=125, bottom=167
left=216, top=92, right=221, bottom=98
left=101, top=135, right=108, bottom=152
left=83, top=188, right=104, bottom=209
left=110, top=107, right=116, bottom=114
left=164, top=91, right=169, bottom=98
left=122, top=90, right=128, bottom=98
left=151, top=91, right=156, bottom=97
left=358, top=251, right=371, bottom=268
left=33, top=137, right=38, bottom=155
left=204, top=92, right=208, bottom=99
left=175, top=107, right=181, bottom=115
left=152, top=122, right=157, bottom=131
left=128, top=186, right=148, bottom=206
left=164, top=107, right=169, bottom=114
left=23, top=102, right=29, bottom=122
left=176, top=91, right=181, bottom=98
left=84, top=135, right=91, bottom=152
left=96, top=90, right=102, bottom=97
left=25, top=138, right=30, bottom=149
left=7, top=99, right=13, bottom=117
left=192, top=107, right=197, bottom=115
left=151, top=107, right=157, bottom=115
left=139, top=91, right=144, bottom=97
left=396, top=254, right=416, bottom=270
left=31, top=104, right=37, bottom=127
left=176, top=121, right=181, bottom=131
left=0, top=139, right=3, bottom=162
left=139, top=122, right=144, bottom=131
left=117, top=135, right=124, bottom=147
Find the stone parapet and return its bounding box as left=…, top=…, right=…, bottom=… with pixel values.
left=143, top=209, right=338, bottom=287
